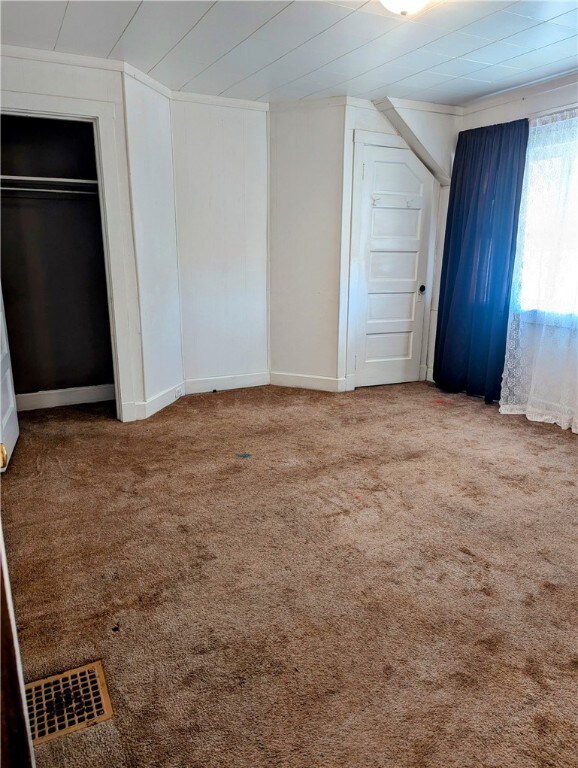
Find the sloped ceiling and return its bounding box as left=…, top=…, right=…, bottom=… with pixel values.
left=1, top=0, right=577, bottom=105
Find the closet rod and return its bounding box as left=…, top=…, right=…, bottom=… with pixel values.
left=1, top=187, right=97, bottom=195
left=0, top=175, right=98, bottom=184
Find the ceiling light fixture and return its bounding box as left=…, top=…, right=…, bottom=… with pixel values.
left=378, top=0, right=431, bottom=16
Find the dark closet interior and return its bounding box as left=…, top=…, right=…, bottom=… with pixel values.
left=1, top=115, right=114, bottom=396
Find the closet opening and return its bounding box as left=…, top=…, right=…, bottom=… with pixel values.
left=1, top=114, right=117, bottom=418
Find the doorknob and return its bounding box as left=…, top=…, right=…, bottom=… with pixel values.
left=419, top=285, right=426, bottom=294
left=0, top=444, right=7, bottom=469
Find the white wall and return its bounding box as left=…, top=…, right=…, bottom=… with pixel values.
left=0, top=47, right=145, bottom=420
left=1, top=47, right=271, bottom=414
left=123, top=72, right=184, bottom=413
left=377, top=98, right=460, bottom=185
left=269, top=99, right=347, bottom=390
left=171, top=98, right=269, bottom=394
left=269, top=97, right=441, bottom=392
left=462, top=72, right=578, bottom=130
left=345, top=100, right=399, bottom=135
left=6, top=47, right=570, bottom=411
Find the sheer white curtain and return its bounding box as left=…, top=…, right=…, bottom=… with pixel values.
left=500, top=108, right=578, bottom=433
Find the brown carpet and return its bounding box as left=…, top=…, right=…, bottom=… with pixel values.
left=2, top=383, right=577, bottom=768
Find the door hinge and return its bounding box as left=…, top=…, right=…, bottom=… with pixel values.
left=362, top=163, right=365, bottom=180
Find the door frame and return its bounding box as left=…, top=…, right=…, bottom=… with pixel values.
left=1, top=524, right=35, bottom=767
left=1, top=94, right=144, bottom=422
left=345, top=129, right=439, bottom=391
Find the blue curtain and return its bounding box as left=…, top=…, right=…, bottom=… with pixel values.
left=434, top=119, right=529, bottom=403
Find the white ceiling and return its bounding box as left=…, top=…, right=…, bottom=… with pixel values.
left=1, top=0, right=577, bottom=105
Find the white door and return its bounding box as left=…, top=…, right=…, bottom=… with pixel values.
left=352, top=143, right=435, bottom=387
left=1, top=290, right=19, bottom=471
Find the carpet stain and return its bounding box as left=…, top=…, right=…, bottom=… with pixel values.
left=2, top=382, right=577, bottom=768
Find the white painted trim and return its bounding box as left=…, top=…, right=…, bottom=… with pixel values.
left=270, top=372, right=346, bottom=392
left=1, top=92, right=144, bottom=423
left=185, top=372, right=270, bottom=395
left=376, top=97, right=463, bottom=116
left=376, top=99, right=453, bottom=185
left=120, top=401, right=137, bottom=422
left=129, top=371, right=346, bottom=415
left=418, top=179, right=440, bottom=381
left=1, top=46, right=269, bottom=113
left=1, top=47, right=269, bottom=425
left=297, top=96, right=378, bottom=110
left=266, top=110, right=272, bottom=379
left=16, top=384, right=115, bottom=411
left=0, top=529, right=36, bottom=766
left=269, top=96, right=358, bottom=113
left=337, top=105, right=353, bottom=381
left=1, top=45, right=123, bottom=72
left=93, top=109, right=138, bottom=422
left=345, top=138, right=365, bottom=382
left=170, top=90, right=268, bottom=111
left=345, top=374, right=356, bottom=392
left=120, top=74, right=148, bottom=405
left=345, top=135, right=437, bottom=390
left=344, top=97, right=382, bottom=110
left=353, top=129, right=408, bottom=149
left=3, top=46, right=575, bottom=125
left=167, top=100, right=188, bottom=398
left=462, top=71, right=578, bottom=114
left=461, top=72, right=578, bottom=130
left=132, top=383, right=183, bottom=420
left=123, top=63, right=172, bottom=99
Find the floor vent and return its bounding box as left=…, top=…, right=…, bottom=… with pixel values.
left=25, top=661, right=113, bottom=745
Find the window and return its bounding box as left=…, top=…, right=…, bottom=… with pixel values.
left=500, top=108, right=578, bottom=433
left=516, top=110, right=578, bottom=316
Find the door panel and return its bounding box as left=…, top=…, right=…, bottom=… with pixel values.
left=369, top=250, right=418, bottom=281
left=354, top=144, right=434, bottom=387
left=368, top=293, right=415, bottom=323
left=372, top=207, right=421, bottom=238
left=1, top=528, right=35, bottom=767
left=366, top=332, right=413, bottom=361
left=374, top=160, right=423, bottom=193
left=0, top=292, right=19, bottom=471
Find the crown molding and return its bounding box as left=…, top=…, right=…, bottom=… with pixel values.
left=1, top=45, right=269, bottom=112
left=268, top=95, right=374, bottom=112
left=170, top=90, right=268, bottom=111
left=123, top=63, right=172, bottom=99
left=4, top=44, right=574, bottom=120
left=462, top=70, right=578, bottom=115
left=1, top=44, right=123, bottom=72
left=375, top=97, right=463, bottom=116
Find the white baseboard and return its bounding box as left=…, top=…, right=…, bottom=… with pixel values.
left=185, top=372, right=270, bottom=395
left=345, top=375, right=356, bottom=392
left=270, top=372, right=347, bottom=393
left=123, top=375, right=269, bottom=422
left=16, top=384, right=115, bottom=411
left=119, top=401, right=137, bottom=422
left=426, top=367, right=434, bottom=382
left=133, top=383, right=184, bottom=421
